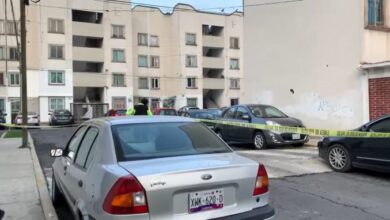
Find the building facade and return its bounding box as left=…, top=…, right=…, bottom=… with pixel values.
left=1, top=2, right=241, bottom=123
left=244, top=0, right=390, bottom=129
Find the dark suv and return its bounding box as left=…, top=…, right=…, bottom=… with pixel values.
left=214, top=104, right=308, bottom=149
left=49, top=110, right=74, bottom=126
left=0, top=111, right=6, bottom=129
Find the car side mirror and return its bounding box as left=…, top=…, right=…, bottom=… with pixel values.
left=50, top=148, right=63, bottom=157
left=241, top=114, right=250, bottom=120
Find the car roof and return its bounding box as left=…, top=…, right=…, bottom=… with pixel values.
left=89, top=116, right=196, bottom=126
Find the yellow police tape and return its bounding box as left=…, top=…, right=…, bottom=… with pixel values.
left=198, top=119, right=390, bottom=138
left=0, top=123, right=77, bottom=129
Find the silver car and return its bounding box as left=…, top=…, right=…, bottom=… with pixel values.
left=51, top=116, right=275, bottom=220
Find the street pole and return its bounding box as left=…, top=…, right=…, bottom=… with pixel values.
left=20, top=0, right=28, bottom=148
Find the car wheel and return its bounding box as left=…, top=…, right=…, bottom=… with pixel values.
left=253, top=132, right=267, bottom=149
left=327, top=144, right=352, bottom=172
left=51, top=175, right=65, bottom=206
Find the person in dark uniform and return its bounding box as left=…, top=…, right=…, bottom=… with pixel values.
left=126, top=98, right=153, bottom=116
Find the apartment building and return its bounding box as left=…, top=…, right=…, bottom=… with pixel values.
left=244, top=0, right=390, bottom=129
left=0, top=0, right=133, bottom=123
left=132, top=4, right=243, bottom=109
left=0, top=2, right=242, bottom=123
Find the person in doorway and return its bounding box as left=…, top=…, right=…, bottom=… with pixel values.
left=126, top=98, right=153, bottom=116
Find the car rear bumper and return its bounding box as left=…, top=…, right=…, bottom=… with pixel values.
left=210, top=205, right=275, bottom=220
left=264, top=131, right=308, bottom=145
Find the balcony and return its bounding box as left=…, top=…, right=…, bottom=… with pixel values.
left=73, top=72, right=107, bottom=87
left=203, top=35, right=224, bottom=48
left=72, top=22, right=104, bottom=38
left=203, top=78, right=225, bottom=90
left=203, top=57, right=224, bottom=69
left=73, top=47, right=104, bottom=62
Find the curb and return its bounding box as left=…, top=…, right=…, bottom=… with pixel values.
left=28, top=132, right=59, bottom=220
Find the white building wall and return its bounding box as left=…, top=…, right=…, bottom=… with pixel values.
left=244, top=0, right=365, bottom=129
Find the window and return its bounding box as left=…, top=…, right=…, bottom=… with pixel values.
left=0, top=99, right=4, bottom=112
left=235, top=107, right=249, bottom=119
left=230, top=37, right=240, bottom=49
left=0, top=21, right=4, bottom=34
left=112, top=25, right=125, bottom=39
left=66, top=126, right=88, bottom=160
left=369, top=119, right=390, bottom=132
left=0, top=73, right=4, bottom=86
left=49, top=71, right=65, bottom=85
left=112, top=49, right=125, bottom=62
left=151, top=78, right=160, bottom=89
left=368, top=0, right=384, bottom=26
left=249, top=106, right=287, bottom=118
left=49, top=97, right=65, bottom=111
left=230, top=58, right=240, bottom=70
left=112, top=73, right=125, bottom=87
left=0, top=47, right=3, bottom=60
left=186, top=33, right=196, bottom=46
left=223, top=107, right=237, bottom=119
left=187, top=98, right=198, bottom=107
left=150, top=56, right=160, bottom=68
left=6, top=21, right=18, bottom=35
left=8, top=72, right=20, bottom=86
left=187, top=77, right=197, bottom=88
left=138, top=55, right=148, bottom=67
left=48, top=18, right=64, bottom=34
left=150, top=35, right=159, bottom=47
left=186, top=55, right=197, bottom=68
left=112, top=97, right=127, bottom=109
left=138, top=77, right=149, bottom=89
left=49, top=45, right=64, bottom=59
left=75, top=127, right=99, bottom=168
left=230, top=98, right=239, bottom=106
left=9, top=48, right=19, bottom=61
left=10, top=98, right=20, bottom=114
left=138, top=33, right=148, bottom=46
left=230, top=78, right=240, bottom=89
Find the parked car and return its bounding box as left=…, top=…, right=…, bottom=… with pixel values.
left=318, top=115, right=390, bottom=173
left=0, top=111, right=7, bottom=129
left=153, top=108, right=178, bottom=116
left=214, top=104, right=308, bottom=149
left=105, top=109, right=127, bottom=117
left=205, top=108, right=223, bottom=119
left=49, top=110, right=74, bottom=126
left=183, top=109, right=219, bottom=130
left=50, top=116, right=275, bottom=220
left=178, top=106, right=200, bottom=116
left=14, top=112, right=40, bottom=126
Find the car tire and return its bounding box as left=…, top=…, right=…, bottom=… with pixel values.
left=327, top=144, right=352, bottom=172
left=51, top=175, right=65, bottom=206
left=293, top=143, right=305, bottom=147
left=253, top=132, right=267, bottom=149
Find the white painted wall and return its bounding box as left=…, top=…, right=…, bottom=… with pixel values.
left=244, top=0, right=366, bottom=129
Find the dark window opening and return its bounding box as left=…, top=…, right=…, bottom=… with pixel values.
left=73, top=36, right=103, bottom=48
left=73, top=61, right=103, bottom=73
left=72, top=10, right=103, bottom=24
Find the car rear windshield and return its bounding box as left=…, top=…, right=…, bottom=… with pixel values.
left=55, top=110, right=71, bottom=116
left=160, top=109, right=177, bottom=116
left=111, top=122, right=232, bottom=161
left=249, top=106, right=287, bottom=118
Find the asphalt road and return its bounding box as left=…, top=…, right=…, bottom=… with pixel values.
left=30, top=128, right=390, bottom=220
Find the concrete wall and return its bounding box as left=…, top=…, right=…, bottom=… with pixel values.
left=243, top=0, right=365, bottom=129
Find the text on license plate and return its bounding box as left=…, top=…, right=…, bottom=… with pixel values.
left=189, top=189, right=224, bottom=213
left=292, top=134, right=301, bottom=140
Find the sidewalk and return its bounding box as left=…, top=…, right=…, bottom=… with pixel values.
left=0, top=133, right=57, bottom=220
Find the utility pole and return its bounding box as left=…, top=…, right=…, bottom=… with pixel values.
left=20, top=0, right=28, bottom=148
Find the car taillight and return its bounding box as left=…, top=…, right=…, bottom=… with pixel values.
left=103, top=174, right=148, bottom=215
left=253, top=164, right=269, bottom=196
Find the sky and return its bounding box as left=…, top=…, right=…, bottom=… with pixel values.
left=132, top=0, right=243, bottom=13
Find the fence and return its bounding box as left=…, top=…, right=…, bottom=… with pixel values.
left=71, top=103, right=109, bottom=122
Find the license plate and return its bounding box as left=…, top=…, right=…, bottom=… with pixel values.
left=189, top=189, right=224, bottom=213
left=292, top=134, right=301, bottom=140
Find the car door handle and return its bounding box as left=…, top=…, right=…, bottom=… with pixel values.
left=78, top=180, right=83, bottom=188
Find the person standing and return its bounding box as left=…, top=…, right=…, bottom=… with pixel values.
left=126, top=98, right=153, bottom=116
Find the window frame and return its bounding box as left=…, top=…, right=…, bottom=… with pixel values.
left=186, top=77, right=197, bottom=89
left=0, top=98, right=5, bottom=112
left=0, top=72, right=4, bottom=86
left=138, top=33, right=148, bottom=46
left=230, top=78, right=240, bottom=89
left=112, top=49, right=126, bottom=63
left=230, top=37, right=240, bottom=49
left=8, top=47, right=19, bottom=61
left=149, top=35, right=159, bottom=47
left=48, top=70, right=65, bottom=85
left=74, top=126, right=99, bottom=170
left=63, top=126, right=88, bottom=161
left=367, top=0, right=385, bottom=27
left=8, top=72, right=20, bottom=86
left=186, top=55, right=198, bottom=68
left=138, top=77, right=149, bottom=89
left=151, top=77, right=160, bottom=90
left=150, top=56, right=160, bottom=68
left=185, top=33, right=197, bottom=46
left=111, top=24, right=125, bottom=39
left=48, top=97, right=65, bottom=112
left=0, top=47, right=4, bottom=60
left=368, top=118, right=390, bottom=132
left=230, top=58, right=240, bottom=70
left=112, top=96, right=127, bottom=109
left=48, top=44, right=64, bottom=60
left=48, top=18, right=65, bottom=34
left=186, top=97, right=198, bottom=108
left=138, top=55, right=149, bottom=67
left=112, top=73, right=126, bottom=87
